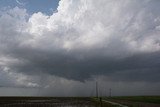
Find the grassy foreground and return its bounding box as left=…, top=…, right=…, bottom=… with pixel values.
left=104, top=96, right=160, bottom=104
left=102, top=96, right=160, bottom=107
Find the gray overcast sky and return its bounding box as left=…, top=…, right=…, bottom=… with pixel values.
left=0, top=0, right=160, bottom=96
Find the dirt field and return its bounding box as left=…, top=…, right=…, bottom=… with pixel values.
left=0, top=97, right=116, bottom=107
left=0, top=97, right=93, bottom=107
left=0, top=96, right=159, bottom=107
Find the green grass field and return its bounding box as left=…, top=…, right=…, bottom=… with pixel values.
left=105, top=96, right=160, bottom=104
left=102, top=96, right=160, bottom=107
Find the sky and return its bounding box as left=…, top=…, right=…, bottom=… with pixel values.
left=0, top=0, right=59, bottom=14
left=0, top=0, right=160, bottom=96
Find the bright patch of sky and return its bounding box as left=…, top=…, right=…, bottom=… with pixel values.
left=0, top=0, right=59, bottom=15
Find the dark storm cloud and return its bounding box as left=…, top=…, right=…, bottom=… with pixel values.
left=5, top=45, right=160, bottom=82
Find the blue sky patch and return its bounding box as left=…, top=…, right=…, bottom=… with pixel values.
left=0, top=0, right=59, bottom=15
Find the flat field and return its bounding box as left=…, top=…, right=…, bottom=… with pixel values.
left=104, top=96, right=160, bottom=107
left=0, top=97, right=115, bottom=107
left=0, top=96, right=160, bottom=107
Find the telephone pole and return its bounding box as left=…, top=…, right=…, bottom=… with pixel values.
left=96, top=81, right=98, bottom=98
left=109, top=88, right=112, bottom=97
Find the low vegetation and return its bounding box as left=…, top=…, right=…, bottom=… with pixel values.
left=0, top=96, right=159, bottom=107
left=105, top=96, right=160, bottom=104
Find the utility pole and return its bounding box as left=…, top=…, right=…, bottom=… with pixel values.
left=96, top=81, right=103, bottom=107
left=96, top=81, right=98, bottom=98
left=109, top=88, right=112, bottom=97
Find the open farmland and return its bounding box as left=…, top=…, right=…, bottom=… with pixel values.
left=0, top=97, right=96, bottom=107
left=104, top=96, right=160, bottom=107
left=0, top=96, right=160, bottom=107
left=0, top=97, right=116, bottom=107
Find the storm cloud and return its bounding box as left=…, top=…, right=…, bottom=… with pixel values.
left=0, top=0, right=160, bottom=95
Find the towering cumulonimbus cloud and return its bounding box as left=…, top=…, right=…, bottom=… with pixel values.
left=0, top=0, right=160, bottom=88
left=27, top=0, right=160, bottom=55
